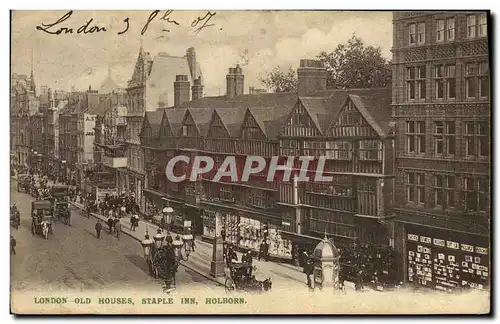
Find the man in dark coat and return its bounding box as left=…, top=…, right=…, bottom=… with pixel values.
left=220, top=228, right=226, bottom=242
left=10, top=236, right=16, bottom=255
left=107, top=217, right=114, bottom=234
left=95, top=221, right=103, bottom=239
left=303, top=252, right=314, bottom=289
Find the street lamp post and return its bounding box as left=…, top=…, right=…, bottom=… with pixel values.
left=141, top=229, right=154, bottom=276
left=162, top=206, right=173, bottom=232
left=153, top=228, right=165, bottom=250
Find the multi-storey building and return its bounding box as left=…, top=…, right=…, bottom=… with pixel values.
left=139, top=60, right=394, bottom=266
left=121, top=45, right=203, bottom=213
left=391, top=11, right=490, bottom=291
left=11, top=70, right=39, bottom=168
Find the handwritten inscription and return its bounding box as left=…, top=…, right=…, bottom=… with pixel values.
left=36, top=10, right=218, bottom=36
left=36, top=11, right=107, bottom=35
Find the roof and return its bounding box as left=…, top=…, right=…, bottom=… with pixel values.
left=145, top=53, right=202, bottom=110
left=348, top=92, right=392, bottom=137
left=162, top=108, right=188, bottom=135
left=213, top=107, right=247, bottom=137
left=32, top=200, right=52, bottom=210
left=186, top=108, right=214, bottom=137
left=173, top=92, right=298, bottom=110
left=144, top=110, right=164, bottom=138
left=248, top=106, right=291, bottom=140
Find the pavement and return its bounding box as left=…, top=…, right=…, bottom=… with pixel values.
left=10, top=180, right=217, bottom=294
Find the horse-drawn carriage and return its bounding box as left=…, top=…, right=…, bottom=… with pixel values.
left=225, top=262, right=272, bottom=293
left=16, top=174, right=32, bottom=193
left=150, top=245, right=178, bottom=280
left=51, top=185, right=71, bottom=225
left=31, top=200, right=54, bottom=239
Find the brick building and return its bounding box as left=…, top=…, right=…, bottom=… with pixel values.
left=391, top=11, right=490, bottom=291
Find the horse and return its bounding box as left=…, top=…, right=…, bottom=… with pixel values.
left=261, top=277, right=272, bottom=291
left=40, top=221, right=50, bottom=239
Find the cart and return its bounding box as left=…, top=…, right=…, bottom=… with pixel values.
left=31, top=200, right=54, bottom=239
left=51, top=185, right=71, bottom=225
left=17, top=174, right=32, bottom=193
left=225, top=262, right=272, bottom=293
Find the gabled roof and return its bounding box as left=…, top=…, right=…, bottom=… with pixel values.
left=348, top=92, right=392, bottom=137
left=145, top=53, right=202, bottom=110
left=163, top=108, right=188, bottom=136
left=247, top=106, right=291, bottom=140
left=212, top=107, right=247, bottom=138
left=186, top=108, right=214, bottom=137
left=143, top=110, right=164, bottom=138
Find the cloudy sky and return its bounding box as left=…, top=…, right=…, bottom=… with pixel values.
left=11, top=10, right=392, bottom=96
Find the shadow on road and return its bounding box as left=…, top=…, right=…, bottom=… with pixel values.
left=124, top=254, right=150, bottom=276
left=83, top=229, right=98, bottom=239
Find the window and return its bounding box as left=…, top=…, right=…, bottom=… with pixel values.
left=467, top=15, right=476, bottom=38
left=436, top=20, right=445, bottom=42
left=465, top=121, right=489, bottom=158
left=248, top=190, right=268, bottom=208
left=446, top=18, right=455, bottom=41
left=182, top=125, right=188, bottom=136
left=435, top=65, right=445, bottom=99
left=220, top=186, right=234, bottom=202
left=406, top=121, right=425, bottom=154
left=466, top=64, right=477, bottom=98
left=417, top=66, right=426, bottom=99
left=417, top=23, right=425, bottom=44
left=479, top=62, right=489, bottom=98
left=325, top=141, right=352, bottom=160
left=479, top=13, right=487, bottom=37
left=406, top=171, right=425, bottom=204
left=407, top=67, right=416, bottom=100
left=434, top=121, right=455, bottom=155
left=446, top=65, right=456, bottom=99
left=463, top=177, right=488, bottom=212
left=409, top=23, right=416, bottom=45
left=433, top=174, right=455, bottom=208
left=359, top=140, right=382, bottom=161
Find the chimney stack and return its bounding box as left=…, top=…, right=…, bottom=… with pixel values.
left=297, top=59, right=327, bottom=96
left=226, top=65, right=244, bottom=98
left=174, top=75, right=190, bottom=106
left=192, top=76, right=203, bottom=101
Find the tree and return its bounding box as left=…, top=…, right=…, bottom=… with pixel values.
left=259, top=66, right=297, bottom=93
left=260, top=36, right=391, bottom=92
left=317, top=35, right=391, bottom=89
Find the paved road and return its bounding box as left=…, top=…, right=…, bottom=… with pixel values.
left=10, top=181, right=217, bottom=294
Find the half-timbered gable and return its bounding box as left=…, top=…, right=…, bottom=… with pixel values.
left=281, top=99, right=322, bottom=138
left=328, top=96, right=379, bottom=138
left=176, top=108, right=211, bottom=150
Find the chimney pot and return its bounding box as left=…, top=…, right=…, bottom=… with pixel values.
left=297, top=59, right=326, bottom=96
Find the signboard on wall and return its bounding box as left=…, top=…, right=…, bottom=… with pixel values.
left=406, top=232, right=489, bottom=292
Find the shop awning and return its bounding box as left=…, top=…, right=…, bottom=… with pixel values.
left=279, top=231, right=322, bottom=245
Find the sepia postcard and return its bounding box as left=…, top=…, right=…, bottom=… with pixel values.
left=9, top=10, right=491, bottom=315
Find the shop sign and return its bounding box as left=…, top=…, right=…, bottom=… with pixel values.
left=433, top=238, right=445, bottom=247
left=282, top=221, right=291, bottom=226
left=446, top=241, right=459, bottom=250
left=420, top=236, right=431, bottom=244
left=460, top=244, right=474, bottom=252
left=407, top=233, right=419, bottom=241
left=476, top=247, right=488, bottom=255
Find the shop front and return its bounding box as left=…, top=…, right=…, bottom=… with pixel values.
left=401, top=222, right=489, bottom=292
left=200, top=202, right=293, bottom=261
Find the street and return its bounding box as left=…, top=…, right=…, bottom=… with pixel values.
left=10, top=181, right=218, bottom=294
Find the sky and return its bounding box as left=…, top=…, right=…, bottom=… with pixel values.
left=11, top=10, right=393, bottom=96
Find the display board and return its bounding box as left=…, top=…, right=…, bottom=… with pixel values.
left=406, top=232, right=489, bottom=292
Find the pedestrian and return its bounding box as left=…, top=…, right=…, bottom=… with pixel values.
left=221, top=228, right=226, bottom=242
left=303, top=252, right=314, bottom=289
left=95, top=220, right=103, bottom=239
left=107, top=216, right=113, bottom=234
left=190, top=227, right=196, bottom=252
left=115, top=219, right=121, bottom=240
left=258, top=240, right=266, bottom=261
left=10, top=235, right=16, bottom=255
